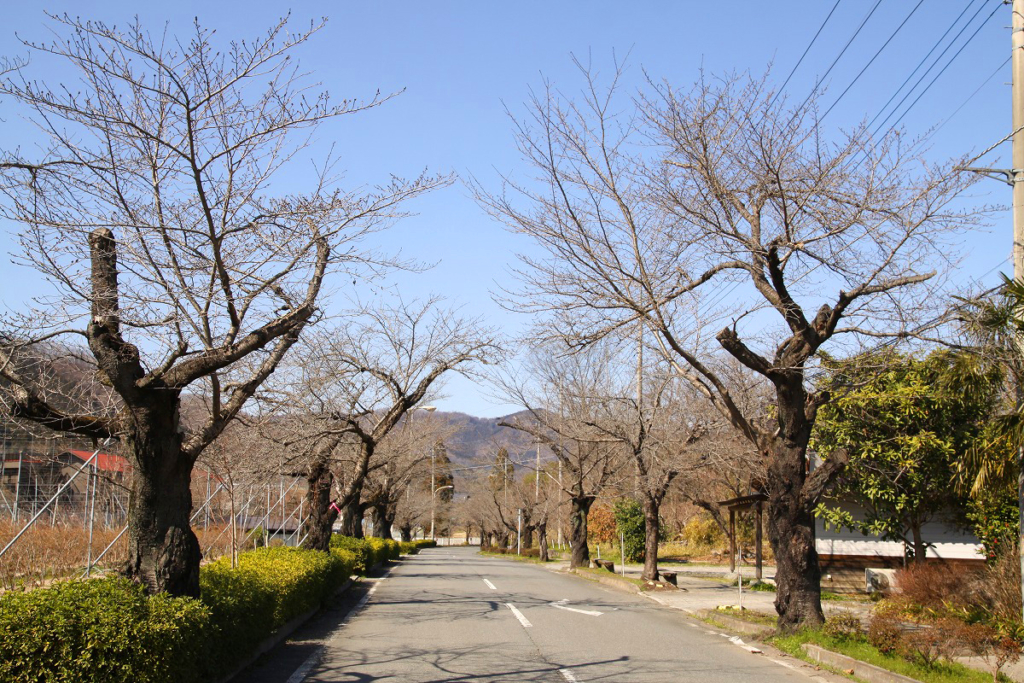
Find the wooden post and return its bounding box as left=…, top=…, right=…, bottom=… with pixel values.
left=729, top=507, right=736, bottom=573
left=755, top=501, right=763, bottom=581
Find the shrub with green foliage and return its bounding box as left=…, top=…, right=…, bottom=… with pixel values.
left=201, top=546, right=348, bottom=676
left=414, top=539, right=436, bottom=548
left=330, top=536, right=373, bottom=575
left=0, top=545, right=351, bottom=682
left=613, top=499, right=650, bottom=563
left=822, top=612, right=863, bottom=642
left=399, top=541, right=421, bottom=555
left=0, top=577, right=210, bottom=683
left=329, top=535, right=400, bottom=575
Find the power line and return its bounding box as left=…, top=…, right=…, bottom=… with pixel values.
left=796, top=0, right=885, bottom=114
left=870, top=0, right=997, bottom=139
left=819, top=0, right=926, bottom=123
left=923, top=55, right=1010, bottom=147
left=883, top=2, right=1003, bottom=135
left=769, top=0, right=843, bottom=109
left=864, top=0, right=984, bottom=134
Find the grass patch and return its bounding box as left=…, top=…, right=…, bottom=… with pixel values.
left=478, top=550, right=561, bottom=564
left=770, top=630, right=1004, bottom=683
left=712, top=606, right=778, bottom=626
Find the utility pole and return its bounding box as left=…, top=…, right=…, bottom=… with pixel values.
left=963, top=1, right=1024, bottom=621
left=1013, top=0, right=1024, bottom=623
left=430, top=445, right=436, bottom=540
left=535, top=439, right=540, bottom=501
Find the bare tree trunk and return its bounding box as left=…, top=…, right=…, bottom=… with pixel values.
left=569, top=496, right=594, bottom=569
left=122, top=403, right=202, bottom=597
left=642, top=493, right=661, bottom=582
left=538, top=521, right=549, bottom=562
left=522, top=523, right=535, bottom=549
left=339, top=498, right=363, bottom=537
left=768, top=388, right=824, bottom=631
left=399, top=524, right=413, bottom=543
left=301, top=457, right=337, bottom=552
left=911, top=522, right=927, bottom=564
left=369, top=504, right=393, bottom=539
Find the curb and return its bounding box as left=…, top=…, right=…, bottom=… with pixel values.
left=802, top=644, right=920, bottom=683
left=218, top=576, right=355, bottom=683
left=220, top=553, right=403, bottom=683
left=568, top=567, right=643, bottom=595
left=697, top=609, right=774, bottom=637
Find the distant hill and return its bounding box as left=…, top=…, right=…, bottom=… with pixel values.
left=436, top=410, right=538, bottom=467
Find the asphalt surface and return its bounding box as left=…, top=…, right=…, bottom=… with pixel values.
left=239, top=547, right=830, bottom=683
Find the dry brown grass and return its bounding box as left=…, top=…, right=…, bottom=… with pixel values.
left=0, top=520, right=246, bottom=591
left=0, top=519, right=129, bottom=590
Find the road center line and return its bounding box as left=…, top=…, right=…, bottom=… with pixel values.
left=483, top=578, right=496, bottom=590
left=550, top=600, right=602, bottom=616
left=505, top=602, right=533, bottom=628
left=559, top=668, right=582, bottom=682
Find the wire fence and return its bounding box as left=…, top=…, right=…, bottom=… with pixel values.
left=0, top=432, right=307, bottom=591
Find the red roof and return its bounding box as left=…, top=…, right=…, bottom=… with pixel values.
left=68, top=450, right=130, bottom=473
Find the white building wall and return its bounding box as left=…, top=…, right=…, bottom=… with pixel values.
left=815, top=501, right=983, bottom=560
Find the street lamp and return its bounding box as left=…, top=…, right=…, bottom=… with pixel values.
left=431, top=484, right=453, bottom=541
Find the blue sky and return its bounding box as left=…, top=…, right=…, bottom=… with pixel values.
left=0, top=1, right=1013, bottom=417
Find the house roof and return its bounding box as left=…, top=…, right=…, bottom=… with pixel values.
left=67, top=449, right=130, bottom=473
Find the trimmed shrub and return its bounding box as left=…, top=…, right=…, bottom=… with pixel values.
left=200, top=546, right=348, bottom=677
left=822, top=612, right=863, bottom=642
left=330, top=536, right=401, bottom=574
left=414, top=539, right=437, bottom=549
left=0, top=577, right=210, bottom=683
left=0, top=545, right=350, bottom=682
left=330, top=536, right=374, bottom=575
left=399, top=541, right=421, bottom=555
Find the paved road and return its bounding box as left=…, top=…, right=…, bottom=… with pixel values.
left=242, top=547, right=829, bottom=683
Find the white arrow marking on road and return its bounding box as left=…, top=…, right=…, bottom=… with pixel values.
left=550, top=599, right=603, bottom=616
left=560, top=668, right=582, bottom=682
left=506, top=602, right=533, bottom=628
left=483, top=579, right=496, bottom=590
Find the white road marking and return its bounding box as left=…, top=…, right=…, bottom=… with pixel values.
left=483, top=579, right=496, bottom=590
left=506, top=602, right=533, bottom=628
left=770, top=658, right=800, bottom=671
left=560, top=668, right=582, bottom=682
left=728, top=635, right=763, bottom=654
left=687, top=623, right=699, bottom=628
left=341, top=568, right=392, bottom=627
left=286, top=649, right=322, bottom=683
left=550, top=599, right=603, bottom=616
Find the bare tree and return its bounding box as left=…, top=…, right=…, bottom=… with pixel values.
left=0, top=16, right=446, bottom=596
left=475, top=62, right=984, bottom=628
left=497, top=343, right=627, bottom=569
left=262, top=297, right=497, bottom=547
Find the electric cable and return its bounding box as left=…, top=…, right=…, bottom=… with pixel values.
left=819, top=0, right=926, bottom=123
left=796, top=0, right=886, bottom=114
left=864, top=0, right=984, bottom=134
left=768, top=0, right=843, bottom=109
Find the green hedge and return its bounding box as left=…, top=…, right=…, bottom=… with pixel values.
left=0, top=545, right=352, bottom=682
left=329, top=535, right=401, bottom=574
left=0, top=577, right=210, bottom=683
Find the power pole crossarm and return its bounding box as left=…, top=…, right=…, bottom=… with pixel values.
left=961, top=166, right=1014, bottom=186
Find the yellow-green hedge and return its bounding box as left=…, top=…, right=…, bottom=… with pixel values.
left=0, top=545, right=351, bottom=682
left=0, top=577, right=210, bottom=683
left=329, top=535, right=399, bottom=574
